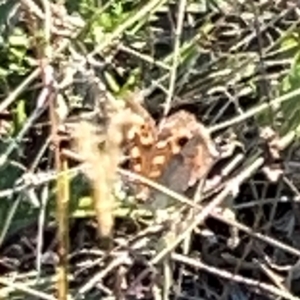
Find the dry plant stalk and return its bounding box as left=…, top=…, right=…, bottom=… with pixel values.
left=72, top=105, right=145, bottom=242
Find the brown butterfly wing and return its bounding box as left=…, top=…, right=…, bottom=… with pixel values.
left=125, top=105, right=218, bottom=200
left=156, top=132, right=217, bottom=194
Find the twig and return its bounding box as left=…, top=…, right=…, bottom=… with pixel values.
left=0, top=195, right=22, bottom=247
left=62, top=149, right=300, bottom=258
left=38, top=1, right=70, bottom=299
left=172, top=253, right=300, bottom=300
left=127, top=158, right=264, bottom=293
left=0, top=68, right=40, bottom=113
left=77, top=253, right=130, bottom=296
left=54, top=154, right=70, bottom=300
left=152, top=158, right=262, bottom=264
left=89, top=0, right=169, bottom=57
left=0, top=166, right=80, bottom=200
left=162, top=0, right=187, bottom=117
left=210, top=87, right=300, bottom=133
left=0, top=277, right=57, bottom=300
left=118, top=44, right=171, bottom=71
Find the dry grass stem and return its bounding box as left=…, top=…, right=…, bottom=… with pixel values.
left=72, top=101, right=146, bottom=243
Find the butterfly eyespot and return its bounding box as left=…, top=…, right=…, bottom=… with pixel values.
left=177, top=136, right=189, bottom=147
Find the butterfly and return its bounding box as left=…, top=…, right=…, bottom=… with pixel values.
left=123, top=94, right=219, bottom=200
left=60, top=90, right=220, bottom=201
